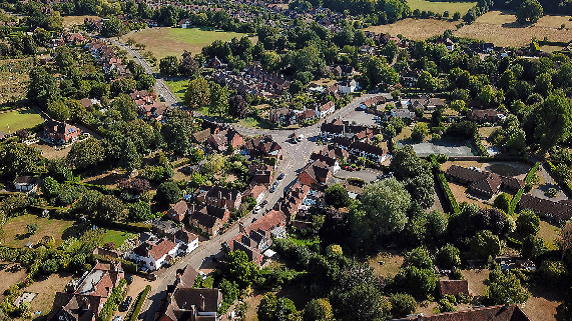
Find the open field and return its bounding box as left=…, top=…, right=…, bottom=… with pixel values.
left=2, top=215, right=77, bottom=248
left=367, top=252, right=404, bottom=278
left=100, top=230, right=136, bottom=248
left=122, top=27, right=257, bottom=60
left=454, top=11, right=572, bottom=48
left=0, top=58, right=33, bottom=108
left=165, top=79, right=187, bottom=103
left=538, top=220, right=560, bottom=250
left=0, top=108, right=44, bottom=133
left=407, top=0, right=476, bottom=15
left=365, top=18, right=460, bottom=40
left=62, top=15, right=99, bottom=27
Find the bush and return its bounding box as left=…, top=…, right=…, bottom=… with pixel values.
left=26, top=223, right=39, bottom=235
left=438, top=173, right=460, bottom=214
left=389, top=293, right=417, bottom=318
left=545, top=188, right=558, bottom=198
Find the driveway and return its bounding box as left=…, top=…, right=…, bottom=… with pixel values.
left=335, top=168, right=382, bottom=183
left=531, top=163, right=568, bottom=201
left=402, top=141, right=474, bottom=157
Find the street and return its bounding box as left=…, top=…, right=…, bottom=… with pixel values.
left=110, top=36, right=382, bottom=321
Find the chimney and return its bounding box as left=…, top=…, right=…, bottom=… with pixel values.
left=239, top=222, right=246, bottom=233
left=200, top=294, right=205, bottom=311
left=219, top=190, right=223, bottom=200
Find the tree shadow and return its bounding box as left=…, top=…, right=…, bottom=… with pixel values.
left=502, top=21, right=531, bottom=28
left=62, top=222, right=88, bottom=240
left=16, top=233, right=31, bottom=240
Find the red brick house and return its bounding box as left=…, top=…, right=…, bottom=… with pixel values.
left=396, top=303, right=530, bottom=321
left=43, top=120, right=82, bottom=145
left=298, top=160, right=333, bottom=186
left=167, top=200, right=192, bottom=223
left=196, top=186, right=242, bottom=211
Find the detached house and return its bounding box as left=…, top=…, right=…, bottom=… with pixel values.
left=127, top=238, right=179, bottom=271
left=43, top=120, right=82, bottom=145
left=244, top=135, right=283, bottom=160
left=269, top=108, right=297, bottom=126
left=167, top=200, right=192, bottom=223
left=207, top=127, right=244, bottom=152
left=13, top=176, right=42, bottom=192
left=467, top=109, right=507, bottom=123
left=197, top=185, right=242, bottom=211
left=316, top=101, right=336, bottom=118
left=298, top=160, right=333, bottom=186
left=396, top=303, right=530, bottom=321
left=338, top=79, right=358, bottom=94
left=446, top=165, right=525, bottom=198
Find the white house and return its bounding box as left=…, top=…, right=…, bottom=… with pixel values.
left=174, top=230, right=199, bottom=254
left=127, top=238, right=179, bottom=271
left=391, top=108, right=415, bottom=119
left=13, top=176, right=41, bottom=192
left=315, top=101, right=336, bottom=118
left=338, top=79, right=358, bottom=94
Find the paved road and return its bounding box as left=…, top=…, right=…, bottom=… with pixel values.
left=111, top=36, right=382, bottom=320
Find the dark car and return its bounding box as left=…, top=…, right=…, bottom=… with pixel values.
left=121, top=296, right=133, bottom=312
left=277, top=173, right=285, bottom=180
left=261, top=200, right=268, bottom=206
left=126, top=275, right=133, bottom=284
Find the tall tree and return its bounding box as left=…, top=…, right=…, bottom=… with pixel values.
left=159, top=56, right=179, bottom=77
left=228, top=95, right=249, bottom=119
left=28, top=66, right=60, bottom=108
left=534, top=93, right=572, bottom=151
left=0, top=142, right=44, bottom=179
left=209, top=83, right=230, bottom=117
left=184, top=78, right=210, bottom=109
left=516, top=0, right=543, bottom=24
left=119, top=138, right=141, bottom=172
left=161, top=109, right=196, bottom=155
left=66, top=138, right=105, bottom=169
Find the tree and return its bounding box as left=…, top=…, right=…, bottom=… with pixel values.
left=119, top=138, right=141, bottom=172
left=66, top=138, right=105, bottom=169
left=159, top=56, right=179, bottom=77
left=334, top=283, right=390, bottom=321
left=258, top=293, right=298, bottom=321
left=324, top=184, right=351, bottom=208
left=46, top=99, right=71, bottom=121
left=383, top=40, right=399, bottom=62
left=534, top=93, right=572, bottom=151
left=303, top=299, right=333, bottom=321
left=487, top=269, right=530, bottom=304
left=226, top=250, right=259, bottom=289
left=28, top=66, right=60, bottom=108
left=534, top=72, right=553, bottom=96
left=155, top=181, right=181, bottom=204
left=516, top=0, right=543, bottom=24
left=411, top=123, right=429, bottom=141
left=185, top=78, right=210, bottom=109
left=209, top=84, right=230, bottom=117
left=178, top=51, right=200, bottom=77
left=137, top=74, right=156, bottom=91
left=389, top=293, right=417, bottom=318
left=417, top=71, right=436, bottom=91
left=0, top=142, right=44, bottom=179
left=436, top=244, right=461, bottom=268
left=96, top=195, right=124, bottom=221
left=203, top=154, right=226, bottom=174
left=493, top=193, right=511, bottom=213
left=404, top=247, right=433, bottom=269
left=129, top=201, right=152, bottom=221
left=558, top=221, right=572, bottom=260
left=553, top=163, right=571, bottom=184
left=161, top=109, right=196, bottom=155
left=469, top=230, right=501, bottom=260
left=113, top=93, right=138, bottom=122
left=394, top=266, right=437, bottom=297
left=228, top=95, right=249, bottom=119
left=26, top=223, right=39, bottom=235
left=101, top=17, right=127, bottom=37
left=42, top=259, right=59, bottom=275
left=348, top=178, right=411, bottom=249
left=516, top=210, right=540, bottom=239
left=390, top=146, right=435, bottom=208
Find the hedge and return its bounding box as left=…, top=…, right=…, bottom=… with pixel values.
left=525, top=162, right=540, bottom=184
left=508, top=162, right=539, bottom=215
left=99, top=278, right=127, bottom=321
left=472, top=134, right=489, bottom=157
left=129, top=285, right=151, bottom=321
left=438, top=173, right=460, bottom=215
left=546, top=161, right=572, bottom=196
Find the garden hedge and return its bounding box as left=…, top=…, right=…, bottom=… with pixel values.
left=129, top=285, right=151, bottom=321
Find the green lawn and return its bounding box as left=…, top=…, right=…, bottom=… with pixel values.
left=0, top=108, right=44, bottom=133
left=122, top=27, right=257, bottom=60
left=100, top=229, right=136, bottom=248
left=2, top=214, right=76, bottom=248
left=165, top=79, right=188, bottom=103
left=407, top=0, right=477, bottom=14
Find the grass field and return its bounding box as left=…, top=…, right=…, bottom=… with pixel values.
left=100, top=230, right=136, bottom=248
left=2, top=215, right=76, bottom=248
left=62, top=15, right=99, bottom=27
left=407, top=0, right=476, bottom=15
left=122, top=27, right=257, bottom=60
left=366, top=18, right=460, bottom=40
left=0, top=108, right=44, bottom=133
left=0, top=58, right=33, bottom=107
left=454, top=11, right=572, bottom=47
left=165, top=79, right=188, bottom=103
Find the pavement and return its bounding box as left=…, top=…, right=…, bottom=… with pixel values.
left=110, top=36, right=383, bottom=321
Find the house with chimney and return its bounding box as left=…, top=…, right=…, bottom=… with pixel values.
left=315, top=101, right=336, bottom=118
left=196, top=185, right=242, bottom=211
left=224, top=210, right=287, bottom=264
left=243, top=135, right=283, bottom=160
left=269, top=107, right=297, bottom=126
left=467, top=109, right=507, bottom=123
left=338, top=79, right=358, bottom=94
left=446, top=165, right=525, bottom=198
left=298, top=160, right=333, bottom=186
left=297, top=109, right=317, bottom=123
left=43, top=120, right=82, bottom=145
left=248, top=163, right=275, bottom=184
left=48, top=261, right=125, bottom=321
left=158, top=265, right=223, bottom=321
left=167, top=200, right=193, bottom=223
left=281, top=182, right=312, bottom=217
left=359, top=95, right=386, bottom=110
left=206, top=127, right=244, bottom=152
left=127, top=238, right=180, bottom=271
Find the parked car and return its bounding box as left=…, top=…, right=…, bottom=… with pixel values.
left=120, top=296, right=133, bottom=312
left=261, top=200, right=268, bottom=206
left=270, top=183, right=278, bottom=193
left=277, top=173, right=285, bottom=180
left=343, top=166, right=356, bottom=171
left=126, top=275, right=133, bottom=284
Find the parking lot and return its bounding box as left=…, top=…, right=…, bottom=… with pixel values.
left=342, top=107, right=380, bottom=126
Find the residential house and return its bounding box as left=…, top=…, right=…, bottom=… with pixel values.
left=401, top=69, right=421, bottom=87
left=315, top=101, right=336, bottom=118
left=159, top=265, right=222, bottom=321
left=391, top=108, right=416, bottom=119
left=269, top=107, right=297, bottom=126
left=297, top=109, right=316, bottom=123
left=446, top=165, right=525, bottom=198
left=359, top=95, right=386, bottom=110
left=48, top=262, right=125, bottom=321
left=246, top=185, right=268, bottom=204
left=396, top=304, right=530, bottom=321
left=167, top=200, right=192, bottom=223
left=207, top=127, right=244, bottom=152
left=173, top=229, right=199, bottom=254
left=467, top=109, right=507, bottom=123
left=248, top=163, right=274, bottom=184
left=196, top=185, right=242, bottom=211
left=244, top=135, right=283, bottom=160
left=281, top=183, right=311, bottom=217
left=43, top=120, right=82, bottom=145
left=224, top=210, right=287, bottom=264
left=444, top=38, right=455, bottom=50
left=338, top=79, right=358, bottom=94
left=518, top=194, right=572, bottom=224
left=178, top=18, right=193, bottom=28
left=298, top=160, right=333, bottom=186
left=188, top=205, right=230, bottom=236
left=438, top=280, right=469, bottom=297
left=127, top=238, right=179, bottom=271
left=310, top=153, right=341, bottom=174
left=13, top=176, right=41, bottom=192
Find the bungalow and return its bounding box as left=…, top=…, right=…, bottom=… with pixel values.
left=43, top=120, right=82, bottom=145
left=127, top=238, right=179, bottom=271
left=315, top=101, right=336, bottom=118
left=14, top=176, right=42, bottom=192
left=518, top=194, right=572, bottom=224
left=178, top=18, right=193, bottom=28
left=467, top=109, right=506, bottom=123
left=196, top=185, right=242, bottom=211
left=446, top=165, right=525, bottom=198
left=391, top=108, right=415, bottom=119
left=298, top=160, right=333, bottom=186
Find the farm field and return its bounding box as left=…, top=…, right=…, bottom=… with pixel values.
left=365, top=18, right=460, bottom=40
left=0, top=58, right=33, bottom=107
left=407, top=0, right=476, bottom=15
left=0, top=108, right=44, bottom=133
left=122, top=27, right=257, bottom=60
left=454, top=11, right=572, bottom=48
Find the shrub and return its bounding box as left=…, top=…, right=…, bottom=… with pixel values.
left=389, top=293, right=417, bottom=318
left=545, top=188, right=558, bottom=198
left=26, top=223, right=39, bottom=235
left=129, top=285, right=151, bottom=321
